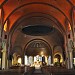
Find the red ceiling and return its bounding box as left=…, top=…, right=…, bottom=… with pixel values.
left=0, top=0, right=4, bottom=5
left=1, top=0, right=74, bottom=54
left=70, top=0, right=75, bottom=6
left=0, top=0, right=73, bottom=32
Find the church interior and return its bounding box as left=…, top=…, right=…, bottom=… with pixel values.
left=0, top=0, right=75, bottom=75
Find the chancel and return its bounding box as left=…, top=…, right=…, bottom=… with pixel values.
left=0, top=0, right=75, bottom=75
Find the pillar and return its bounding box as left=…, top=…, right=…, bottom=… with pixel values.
left=1, top=42, right=7, bottom=69
left=0, top=8, right=2, bottom=69
left=24, top=55, right=27, bottom=65
left=64, top=35, right=69, bottom=69
left=48, top=56, right=51, bottom=65
left=64, top=34, right=74, bottom=69
left=65, top=19, right=74, bottom=69
left=67, top=37, right=73, bottom=69
left=68, top=28, right=74, bottom=69
left=8, top=54, right=12, bottom=68
left=69, top=51, right=73, bottom=68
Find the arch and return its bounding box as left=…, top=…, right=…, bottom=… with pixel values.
left=8, top=14, right=65, bottom=47
left=53, top=45, right=64, bottom=51
left=3, top=2, right=67, bottom=24
left=11, top=46, right=22, bottom=56
left=0, top=0, right=8, bottom=7
left=53, top=53, right=63, bottom=64
left=6, top=12, right=65, bottom=52
left=2, top=2, right=71, bottom=32
left=53, top=45, right=64, bottom=64
left=12, top=52, right=22, bottom=65
left=24, top=38, right=52, bottom=56
left=9, top=12, right=66, bottom=32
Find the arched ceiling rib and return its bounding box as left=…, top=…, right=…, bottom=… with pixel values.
left=0, top=0, right=4, bottom=5
left=69, top=0, right=75, bottom=6
left=8, top=4, right=66, bottom=30
left=10, top=16, right=65, bottom=49
left=11, top=26, right=64, bottom=50
left=0, top=0, right=7, bottom=5
left=0, top=0, right=74, bottom=55
left=1, top=0, right=72, bottom=29
left=9, top=13, right=66, bottom=37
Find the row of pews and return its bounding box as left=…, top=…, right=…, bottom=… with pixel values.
left=0, top=66, right=35, bottom=75
left=42, top=66, right=75, bottom=75
left=1, top=65, right=75, bottom=75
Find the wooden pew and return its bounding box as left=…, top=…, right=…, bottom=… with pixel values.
left=0, top=66, right=35, bottom=75
left=0, top=69, right=22, bottom=75
left=42, top=66, right=75, bottom=75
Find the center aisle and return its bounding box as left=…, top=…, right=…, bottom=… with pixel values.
left=31, top=68, right=44, bottom=75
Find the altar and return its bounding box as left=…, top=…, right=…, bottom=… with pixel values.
left=24, top=55, right=51, bottom=67
left=34, top=61, right=41, bottom=69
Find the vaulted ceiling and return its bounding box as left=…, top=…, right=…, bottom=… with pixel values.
left=0, top=0, right=75, bottom=56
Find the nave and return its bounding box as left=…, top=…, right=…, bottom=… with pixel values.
left=1, top=0, right=75, bottom=74
left=0, top=66, right=75, bottom=75
left=28, top=68, right=43, bottom=75
left=25, top=66, right=75, bottom=75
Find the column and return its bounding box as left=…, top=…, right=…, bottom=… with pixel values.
left=0, top=20, right=1, bottom=68
left=65, top=19, right=74, bottom=69
left=1, top=42, right=7, bottom=69
left=64, top=36, right=70, bottom=69
left=68, top=25, right=74, bottom=69
left=71, top=7, right=75, bottom=68
left=69, top=51, right=73, bottom=68
left=24, top=55, right=27, bottom=65
left=48, top=56, right=51, bottom=65
left=67, top=32, right=73, bottom=69
left=8, top=54, right=12, bottom=68
left=0, top=22, right=1, bottom=69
